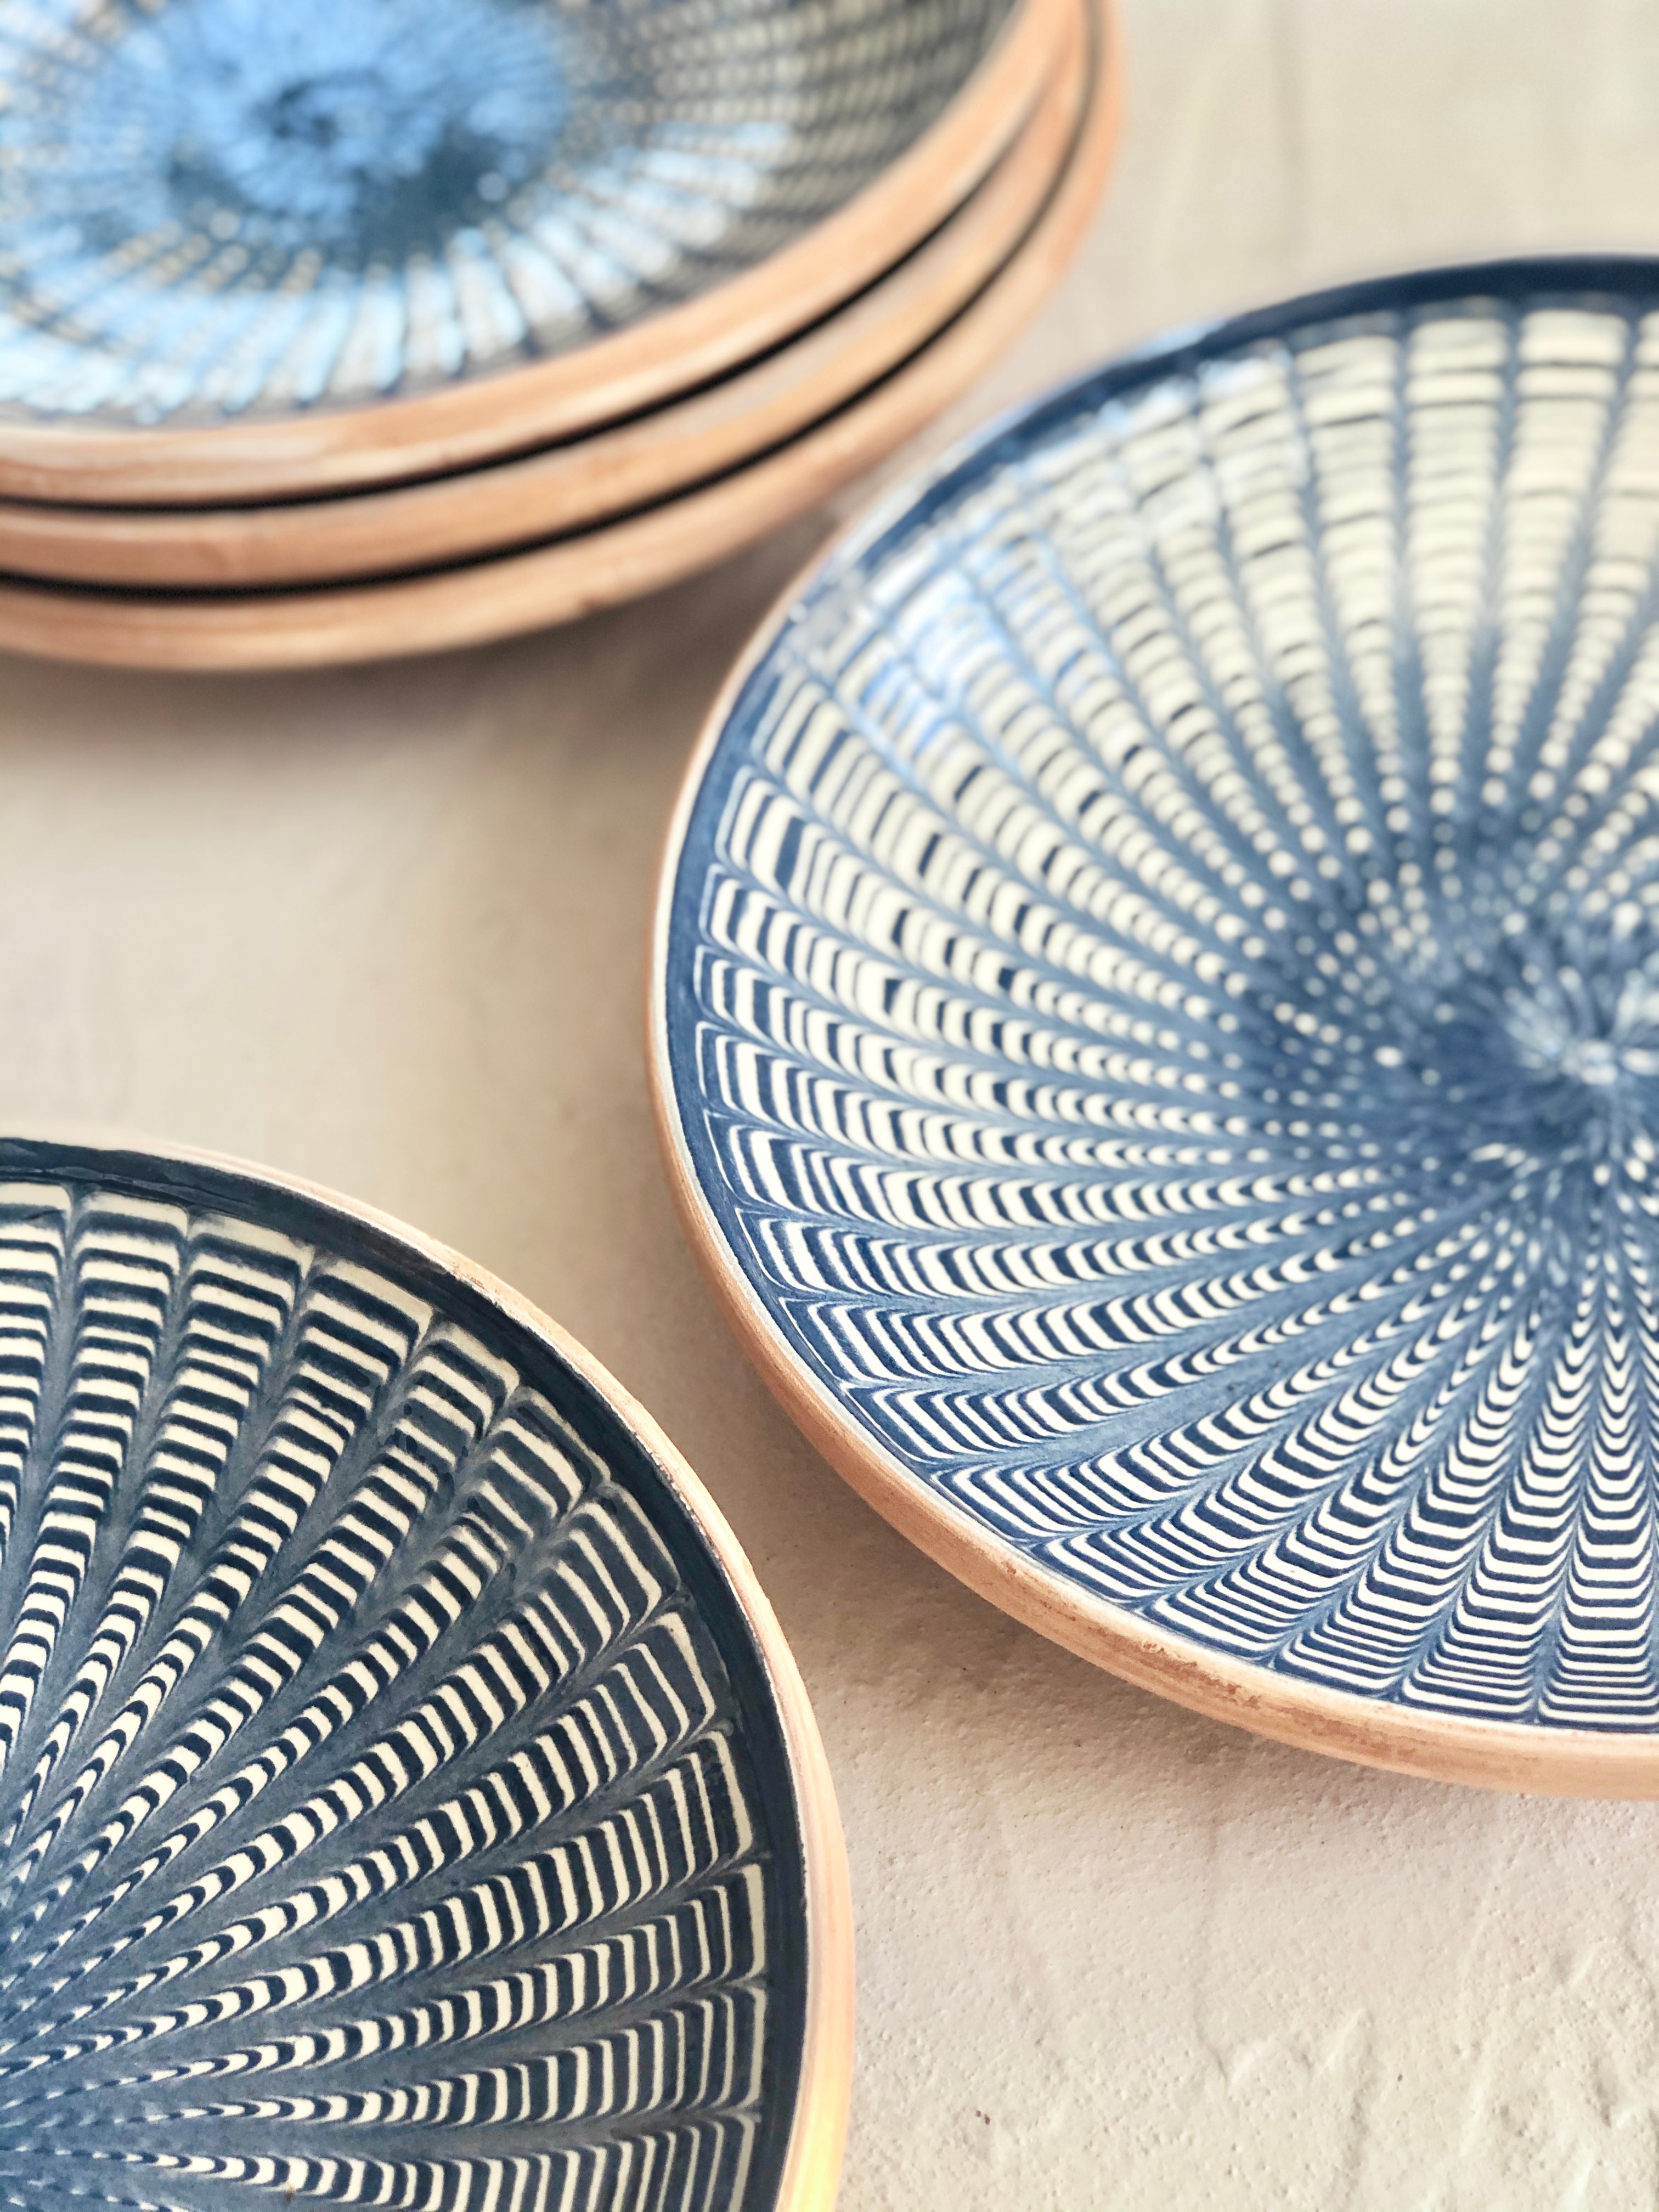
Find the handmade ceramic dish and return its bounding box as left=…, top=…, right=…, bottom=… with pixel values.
left=0, top=0, right=1067, bottom=505
left=0, top=0, right=1119, bottom=669
left=0, top=0, right=1085, bottom=592
left=652, top=257, right=1659, bottom=1797
left=0, top=1132, right=851, bottom=2208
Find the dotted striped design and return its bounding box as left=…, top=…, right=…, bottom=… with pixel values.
left=664, top=266, right=1659, bottom=1735
left=0, top=0, right=1009, bottom=424
left=0, top=1158, right=798, bottom=2210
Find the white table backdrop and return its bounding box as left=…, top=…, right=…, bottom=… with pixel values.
left=4, top=7, right=1659, bottom=2204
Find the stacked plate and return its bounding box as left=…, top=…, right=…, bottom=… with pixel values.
left=0, top=0, right=1119, bottom=672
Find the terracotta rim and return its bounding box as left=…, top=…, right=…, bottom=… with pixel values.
left=0, top=5, right=1084, bottom=592
left=0, top=0, right=1119, bottom=669
left=645, top=274, right=1659, bottom=1810
left=0, top=0, right=1069, bottom=508
left=0, top=1122, right=855, bottom=2210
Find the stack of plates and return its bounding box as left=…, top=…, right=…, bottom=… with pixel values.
left=0, top=0, right=1119, bottom=671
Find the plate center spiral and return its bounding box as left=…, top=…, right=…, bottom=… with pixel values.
left=1233, top=904, right=1659, bottom=1211
left=60, top=0, right=573, bottom=265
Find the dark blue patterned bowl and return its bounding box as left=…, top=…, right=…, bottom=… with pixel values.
left=653, top=257, right=1659, bottom=1795
left=0, top=1136, right=850, bottom=2209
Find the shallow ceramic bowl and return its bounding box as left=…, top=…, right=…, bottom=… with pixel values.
left=0, top=0, right=1121, bottom=670
left=0, top=1134, right=850, bottom=2210
left=0, top=0, right=1088, bottom=592
left=0, top=0, right=1062, bottom=503
left=653, top=257, right=1659, bottom=1797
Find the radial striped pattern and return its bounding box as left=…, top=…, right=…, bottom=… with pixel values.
left=0, top=1147, right=804, bottom=2210
left=663, top=263, right=1659, bottom=1736
left=0, top=0, right=1009, bottom=423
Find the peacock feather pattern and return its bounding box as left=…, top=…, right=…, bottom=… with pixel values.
left=0, top=0, right=1011, bottom=424
left=0, top=1144, right=804, bottom=2210
left=663, top=263, right=1659, bottom=1736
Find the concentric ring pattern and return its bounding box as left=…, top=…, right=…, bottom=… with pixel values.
left=0, top=0, right=1010, bottom=423
left=0, top=1140, right=816, bottom=2209
left=662, top=262, right=1659, bottom=1745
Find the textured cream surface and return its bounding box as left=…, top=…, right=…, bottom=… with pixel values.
left=4, top=5, right=1659, bottom=2205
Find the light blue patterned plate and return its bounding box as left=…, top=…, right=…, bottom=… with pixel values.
left=654, top=258, right=1659, bottom=1793
left=0, top=1135, right=850, bottom=2209
left=0, top=0, right=1017, bottom=453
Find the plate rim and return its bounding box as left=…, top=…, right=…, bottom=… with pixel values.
left=647, top=249, right=1659, bottom=1799
left=0, top=0, right=1070, bottom=507
left=0, top=1122, right=855, bottom=2212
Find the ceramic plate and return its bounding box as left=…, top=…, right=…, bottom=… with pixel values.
left=0, top=0, right=1087, bottom=592
left=653, top=258, right=1659, bottom=1796
left=0, top=1133, right=851, bottom=2209
left=0, top=0, right=1120, bottom=669
left=0, top=0, right=1066, bottom=504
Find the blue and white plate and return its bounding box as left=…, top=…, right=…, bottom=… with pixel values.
left=0, top=0, right=1031, bottom=498
left=654, top=258, right=1659, bottom=1793
left=0, top=1135, right=850, bottom=2210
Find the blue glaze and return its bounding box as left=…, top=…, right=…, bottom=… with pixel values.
left=663, top=258, right=1659, bottom=1735
left=66, top=0, right=570, bottom=262
left=0, top=1137, right=812, bottom=2211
